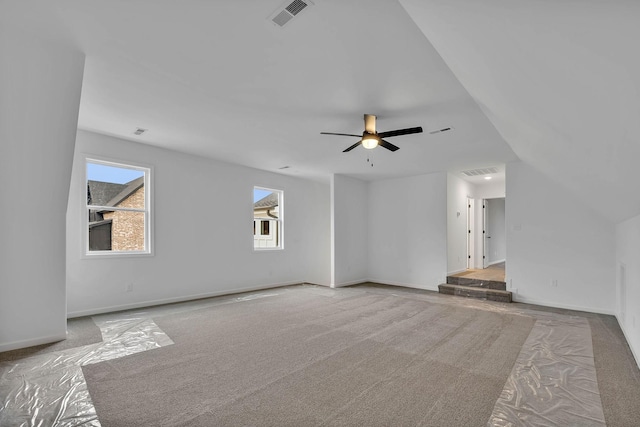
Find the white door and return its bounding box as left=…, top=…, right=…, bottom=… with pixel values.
left=467, top=198, right=474, bottom=269
left=483, top=199, right=489, bottom=268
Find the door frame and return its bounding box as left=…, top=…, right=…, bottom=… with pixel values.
left=483, top=199, right=489, bottom=268
left=467, top=198, right=474, bottom=269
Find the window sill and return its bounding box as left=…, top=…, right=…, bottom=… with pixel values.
left=82, top=251, right=154, bottom=259
left=253, top=247, right=284, bottom=252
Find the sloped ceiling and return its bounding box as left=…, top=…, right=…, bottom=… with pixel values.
left=1, top=0, right=517, bottom=184
left=399, top=0, right=640, bottom=223
left=5, top=1, right=637, bottom=222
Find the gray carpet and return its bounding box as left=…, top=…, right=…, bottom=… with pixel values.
left=82, top=287, right=535, bottom=426
left=503, top=301, right=640, bottom=427
left=589, top=315, right=640, bottom=426
left=0, top=316, right=103, bottom=362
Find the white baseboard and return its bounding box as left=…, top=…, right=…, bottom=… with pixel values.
left=67, top=281, right=301, bottom=318
left=369, top=279, right=439, bottom=293
left=0, top=332, right=67, bottom=353
left=304, top=282, right=331, bottom=288
left=329, top=279, right=440, bottom=293
left=330, top=278, right=368, bottom=288
left=616, top=313, right=640, bottom=370
left=488, top=259, right=506, bottom=266
left=512, top=294, right=615, bottom=316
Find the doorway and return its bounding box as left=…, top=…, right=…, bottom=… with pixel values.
left=467, top=198, right=474, bottom=270
left=457, top=197, right=506, bottom=283
left=483, top=198, right=506, bottom=269
left=476, top=197, right=506, bottom=281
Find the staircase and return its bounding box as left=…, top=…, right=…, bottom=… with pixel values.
left=438, top=275, right=512, bottom=303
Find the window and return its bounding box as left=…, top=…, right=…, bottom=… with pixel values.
left=86, top=158, right=151, bottom=255
left=261, top=220, right=270, bottom=236
left=253, top=187, right=283, bottom=249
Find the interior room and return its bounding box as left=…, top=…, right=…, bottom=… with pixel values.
left=1, top=1, right=639, bottom=425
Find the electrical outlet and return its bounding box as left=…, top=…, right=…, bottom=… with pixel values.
left=126, top=283, right=134, bottom=292
left=551, top=279, right=558, bottom=287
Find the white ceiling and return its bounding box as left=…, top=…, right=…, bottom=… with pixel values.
left=3, top=0, right=638, bottom=222
left=399, top=0, right=640, bottom=222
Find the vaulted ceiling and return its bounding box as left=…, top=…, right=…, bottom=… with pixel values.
left=3, top=0, right=638, bottom=222
left=399, top=0, right=640, bottom=223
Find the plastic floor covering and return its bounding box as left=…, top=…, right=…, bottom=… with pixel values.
left=0, top=285, right=606, bottom=426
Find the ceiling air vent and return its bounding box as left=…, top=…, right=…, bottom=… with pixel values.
left=133, top=128, right=147, bottom=136
left=461, top=167, right=499, bottom=177
left=269, top=0, right=313, bottom=27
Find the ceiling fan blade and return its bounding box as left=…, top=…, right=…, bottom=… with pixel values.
left=378, top=126, right=423, bottom=138
left=343, top=140, right=362, bottom=152
left=320, top=132, right=362, bottom=137
left=364, top=114, right=376, bottom=134
left=379, top=139, right=400, bottom=152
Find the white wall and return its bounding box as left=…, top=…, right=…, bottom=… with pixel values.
left=447, top=173, right=476, bottom=274
left=66, top=131, right=331, bottom=316
left=475, top=179, right=506, bottom=200
left=615, top=214, right=640, bottom=367
left=368, top=173, right=448, bottom=291
left=0, top=31, right=85, bottom=351
left=331, top=174, right=368, bottom=286
left=486, top=198, right=506, bottom=264
left=506, top=161, right=615, bottom=313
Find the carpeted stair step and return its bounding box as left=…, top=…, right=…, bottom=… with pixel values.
left=438, top=283, right=512, bottom=303
left=446, top=276, right=506, bottom=291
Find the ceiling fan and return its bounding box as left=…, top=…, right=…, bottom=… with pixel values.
left=321, top=114, right=423, bottom=152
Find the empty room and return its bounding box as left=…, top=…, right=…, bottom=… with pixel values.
left=1, top=1, right=639, bottom=426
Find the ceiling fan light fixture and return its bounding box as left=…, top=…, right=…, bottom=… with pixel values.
left=321, top=114, right=425, bottom=152
left=362, top=134, right=379, bottom=149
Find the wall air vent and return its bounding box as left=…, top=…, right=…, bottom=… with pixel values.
left=461, top=167, right=499, bottom=177
left=269, top=0, right=313, bottom=28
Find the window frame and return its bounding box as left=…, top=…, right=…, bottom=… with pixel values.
left=83, top=156, right=153, bottom=258
left=253, top=186, right=284, bottom=251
